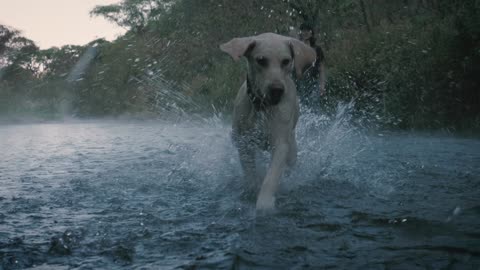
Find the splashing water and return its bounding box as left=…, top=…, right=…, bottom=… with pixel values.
left=290, top=100, right=397, bottom=196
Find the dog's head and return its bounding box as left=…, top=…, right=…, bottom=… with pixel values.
left=220, top=33, right=316, bottom=106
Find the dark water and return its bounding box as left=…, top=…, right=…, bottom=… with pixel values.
left=0, top=113, right=479, bottom=269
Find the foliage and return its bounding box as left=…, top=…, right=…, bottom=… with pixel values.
left=90, top=0, right=175, bottom=32
left=0, top=0, right=479, bottom=131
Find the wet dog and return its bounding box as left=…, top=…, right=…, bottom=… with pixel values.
left=220, top=33, right=316, bottom=211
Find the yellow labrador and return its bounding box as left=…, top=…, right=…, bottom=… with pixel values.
left=220, top=33, right=316, bottom=211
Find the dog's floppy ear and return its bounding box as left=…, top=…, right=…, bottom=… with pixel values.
left=289, top=39, right=317, bottom=78
left=220, top=37, right=256, bottom=61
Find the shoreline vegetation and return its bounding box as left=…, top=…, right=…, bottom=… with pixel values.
left=0, top=0, right=479, bottom=133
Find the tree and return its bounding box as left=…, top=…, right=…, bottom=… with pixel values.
left=0, top=25, right=39, bottom=78
left=90, top=0, right=175, bottom=33
left=0, top=25, right=38, bottom=68
left=0, top=25, right=19, bottom=57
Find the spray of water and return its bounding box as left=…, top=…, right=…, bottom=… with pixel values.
left=156, top=94, right=398, bottom=206
left=289, top=101, right=396, bottom=196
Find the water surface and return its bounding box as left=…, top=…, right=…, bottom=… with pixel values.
left=0, top=115, right=479, bottom=269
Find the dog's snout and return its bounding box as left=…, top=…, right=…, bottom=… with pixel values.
left=268, top=83, right=284, bottom=92
left=267, top=83, right=285, bottom=105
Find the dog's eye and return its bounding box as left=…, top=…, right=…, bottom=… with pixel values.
left=281, top=59, right=291, bottom=67
left=256, top=57, right=268, bottom=67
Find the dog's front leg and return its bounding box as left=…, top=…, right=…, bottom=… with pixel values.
left=256, top=141, right=289, bottom=211
left=233, top=133, right=257, bottom=188
left=238, top=144, right=256, bottom=186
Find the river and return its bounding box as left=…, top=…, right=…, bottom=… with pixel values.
left=0, top=112, right=479, bottom=269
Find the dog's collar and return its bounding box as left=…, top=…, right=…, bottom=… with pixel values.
left=246, top=76, right=268, bottom=111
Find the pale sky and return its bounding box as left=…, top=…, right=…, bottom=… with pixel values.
left=0, top=0, right=126, bottom=49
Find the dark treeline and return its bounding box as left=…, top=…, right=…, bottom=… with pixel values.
left=0, top=0, right=479, bottom=131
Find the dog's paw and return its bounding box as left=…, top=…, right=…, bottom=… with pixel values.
left=256, top=193, right=275, bottom=212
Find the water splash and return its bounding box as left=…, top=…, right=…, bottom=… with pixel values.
left=290, top=100, right=396, bottom=196
left=155, top=98, right=398, bottom=199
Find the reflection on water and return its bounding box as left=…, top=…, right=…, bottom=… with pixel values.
left=0, top=116, right=479, bottom=269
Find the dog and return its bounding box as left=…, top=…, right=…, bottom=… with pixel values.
left=220, top=33, right=316, bottom=211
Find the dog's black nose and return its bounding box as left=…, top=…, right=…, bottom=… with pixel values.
left=268, top=83, right=284, bottom=105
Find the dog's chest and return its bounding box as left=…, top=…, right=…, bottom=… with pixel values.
left=248, top=112, right=272, bottom=150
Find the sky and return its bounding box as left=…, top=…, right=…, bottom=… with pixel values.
left=0, top=0, right=126, bottom=49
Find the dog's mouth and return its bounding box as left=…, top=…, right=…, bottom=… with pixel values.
left=267, top=88, right=284, bottom=106
left=247, top=77, right=284, bottom=109
left=252, top=89, right=283, bottom=108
